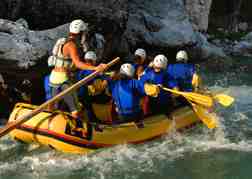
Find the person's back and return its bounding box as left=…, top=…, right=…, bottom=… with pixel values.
left=109, top=79, right=144, bottom=116
left=167, top=50, right=198, bottom=92
left=141, top=67, right=167, bottom=85
left=106, top=63, right=145, bottom=127
left=167, top=63, right=195, bottom=92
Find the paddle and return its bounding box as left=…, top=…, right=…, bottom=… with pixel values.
left=189, top=101, right=218, bottom=129
left=213, top=94, right=234, bottom=107
left=197, top=87, right=235, bottom=107
left=0, top=57, right=120, bottom=138
left=145, top=83, right=235, bottom=108
left=162, top=87, right=235, bottom=108
left=161, top=86, right=214, bottom=108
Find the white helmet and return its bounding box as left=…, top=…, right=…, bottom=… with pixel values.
left=153, top=54, right=168, bottom=69
left=69, top=19, right=88, bottom=34
left=85, top=51, right=97, bottom=61
left=134, top=48, right=146, bottom=59
left=176, top=50, right=188, bottom=62
left=120, top=63, right=135, bottom=77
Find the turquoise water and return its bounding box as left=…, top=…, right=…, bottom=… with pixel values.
left=1, top=57, right=252, bottom=179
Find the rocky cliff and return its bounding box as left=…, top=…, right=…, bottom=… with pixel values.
left=0, top=0, right=224, bottom=71
left=0, top=0, right=227, bottom=115
left=185, top=0, right=212, bottom=31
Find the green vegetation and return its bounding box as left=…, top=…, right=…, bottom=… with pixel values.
left=208, top=28, right=247, bottom=41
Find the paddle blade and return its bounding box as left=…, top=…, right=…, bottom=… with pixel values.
left=161, top=87, right=214, bottom=108
left=214, top=94, right=234, bottom=107
left=190, top=102, right=218, bottom=129
left=184, top=92, right=214, bottom=108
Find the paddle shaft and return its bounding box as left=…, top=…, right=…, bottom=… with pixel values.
left=0, top=57, right=120, bottom=138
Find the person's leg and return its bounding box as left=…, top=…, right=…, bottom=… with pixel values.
left=60, top=83, right=92, bottom=138
left=79, top=88, right=103, bottom=132
left=48, top=85, right=60, bottom=111
left=149, top=97, right=159, bottom=115
left=142, top=96, right=151, bottom=116
left=61, top=83, right=81, bottom=117
left=109, top=101, right=118, bottom=122
left=135, top=111, right=144, bottom=128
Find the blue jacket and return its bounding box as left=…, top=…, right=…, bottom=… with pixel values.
left=44, top=75, right=52, bottom=101
left=77, top=69, right=107, bottom=97
left=166, top=63, right=195, bottom=92
left=140, top=68, right=170, bottom=104
left=108, top=79, right=145, bottom=115
left=77, top=69, right=95, bottom=97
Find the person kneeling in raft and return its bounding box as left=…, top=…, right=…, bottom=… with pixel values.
left=102, top=63, right=160, bottom=128
left=140, top=54, right=172, bottom=115
left=77, top=51, right=107, bottom=135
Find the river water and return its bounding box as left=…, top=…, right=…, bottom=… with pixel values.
left=0, top=57, right=252, bottom=179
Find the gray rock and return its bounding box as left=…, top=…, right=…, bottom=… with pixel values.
left=231, top=32, right=252, bottom=56
left=233, top=41, right=252, bottom=56
left=15, top=18, right=29, bottom=29
left=184, top=0, right=212, bottom=31
left=0, top=19, right=106, bottom=70
left=123, top=0, right=196, bottom=49
left=238, top=22, right=248, bottom=32
left=193, top=32, right=227, bottom=60
left=0, top=19, right=68, bottom=69
left=0, top=0, right=227, bottom=71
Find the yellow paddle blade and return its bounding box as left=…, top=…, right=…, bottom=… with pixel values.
left=190, top=102, right=218, bottom=129
left=214, top=94, right=235, bottom=107
left=182, top=92, right=214, bottom=108
left=161, top=87, right=214, bottom=108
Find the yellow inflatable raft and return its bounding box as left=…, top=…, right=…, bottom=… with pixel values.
left=8, top=102, right=204, bottom=154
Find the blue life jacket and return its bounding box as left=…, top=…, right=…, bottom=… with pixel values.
left=77, top=70, right=94, bottom=97
left=140, top=68, right=170, bottom=104
left=77, top=69, right=108, bottom=97
left=167, top=63, right=195, bottom=92
left=108, top=79, right=145, bottom=115
left=44, top=75, right=52, bottom=101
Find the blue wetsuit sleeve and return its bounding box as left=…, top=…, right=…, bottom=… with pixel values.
left=79, top=69, right=107, bottom=84
left=78, top=70, right=91, bottom=80
left=139, top=70, right=150, bottom=84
